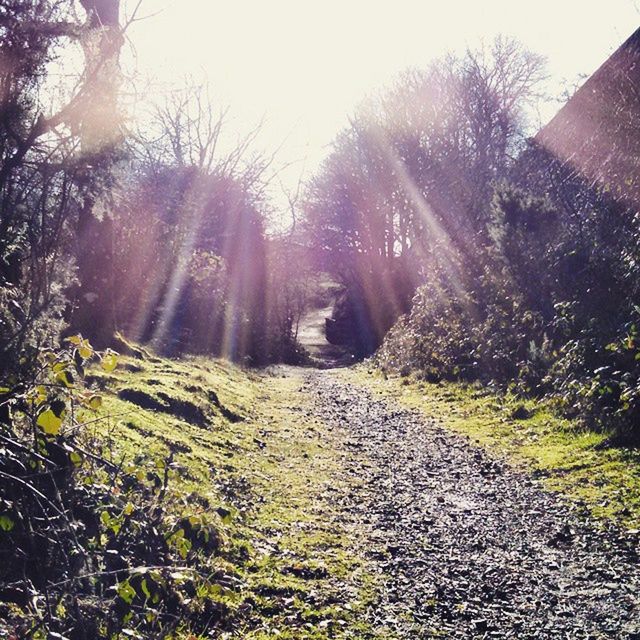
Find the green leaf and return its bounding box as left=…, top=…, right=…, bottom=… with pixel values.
left=37, top=409, right=63, bottom=435
left=55, top=369, right=75, bottom=388
left=0, top=515, right=15, bottom=532
left=79, top=344, right=93, bottom=359
left=87, top=395, right=102, bottom=410
left=140, top=579, right=151, bottom=600
left=101, top=351, right=118, bottom=372
left=117, top=580, right=136, bottom=605
left=52, top=361, right=67, bottom=374
left=34, top=386, right=47, bottom=405
left=177, top=537, right=192, bottom=559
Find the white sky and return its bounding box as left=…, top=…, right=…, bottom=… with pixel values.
left=122, top=0, right=640, bottom=209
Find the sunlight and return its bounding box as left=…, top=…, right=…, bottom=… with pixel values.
left=123, top=0, right=638, bottom=203
left=367, top=123, right=468, bottom=298
left=5, top=3, right=640, bottom=637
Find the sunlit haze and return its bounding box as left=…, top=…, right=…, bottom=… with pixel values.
left=124, top=0, right=639, bottom=208
left=6, top=3, right=640, bottom=632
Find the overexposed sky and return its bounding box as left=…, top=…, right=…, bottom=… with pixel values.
left=122, top=0, right=640, bottom=205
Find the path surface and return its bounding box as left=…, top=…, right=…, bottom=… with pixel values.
left=297, top=368, right=640, bottom=639
left=296, top=304, right=353, bottom=368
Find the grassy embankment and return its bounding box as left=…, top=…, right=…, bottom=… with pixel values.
left=346, top=366, right=640, bottom=531
left=88, top=352, right=386, bottom=639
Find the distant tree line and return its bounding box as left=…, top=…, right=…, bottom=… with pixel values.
left=304, top=38, right=545, bottom=355
left=304, top=34, right=640, bottom=437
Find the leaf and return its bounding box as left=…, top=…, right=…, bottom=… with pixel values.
left=177, top=537, right=192, bottom=559
left=55, top=369, right=75, bottom=388
left=37, top=409, right=63, bottom=435
left=70, top=451, right=83, bottom=466
left=117, top=580, right=136, bottom=605
left=140, top=579, right=152, bottom=600
left=0, top=515, right=15, bottom=532
left=66, top=335, right=83, bottom=345
left=79, top=344, right=93, bottom=359
left=101, top=351, right=118, bottom=372
left=87, top=395, right=102, bottom=410
left=52, top=361, right=68, bottom=374
left=101, top=510, right=121, bottom=534
left=123, top=502, right=134, bottom=516
left=35, top=386, right=47, bottom=405
left=0, top=387, right=10, bottom=395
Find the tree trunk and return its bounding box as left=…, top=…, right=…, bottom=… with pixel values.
left=71, top=0, right=122, bottom=347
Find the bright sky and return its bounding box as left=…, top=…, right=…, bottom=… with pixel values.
left=123, top=0, right=640, bottom=208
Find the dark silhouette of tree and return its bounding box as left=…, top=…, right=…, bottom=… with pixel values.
left=0, top=0, right=126, bottom=373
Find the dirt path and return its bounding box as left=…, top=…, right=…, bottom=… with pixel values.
left=296, top=368, right=640, bottom=639
left=296, top=304, right=353, bottom=368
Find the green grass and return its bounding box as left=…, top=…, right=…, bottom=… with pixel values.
left=85, top=353, right=387, bottom=639
left=346, top=366, right=640, bottom=530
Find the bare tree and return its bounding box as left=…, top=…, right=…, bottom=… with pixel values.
left=303, top=36, right=547, bottom=353
left=110, top=81, right=274, bottom=358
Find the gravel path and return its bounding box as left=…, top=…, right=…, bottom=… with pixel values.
left=297, top=305, right=353, bottom=368
left=300, top=370, right=640, bottom=639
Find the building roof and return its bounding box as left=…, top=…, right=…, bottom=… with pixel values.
left=535, top=26, right=640, bottom=206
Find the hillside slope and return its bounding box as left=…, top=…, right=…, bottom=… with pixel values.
left=1, top=353, right=384, bottom=640
left=97, top=356, right=392, bottom=639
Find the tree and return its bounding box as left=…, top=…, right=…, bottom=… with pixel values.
left=0, top=0, right=126, bottom=374
left=303, top=37, right=546, bottom=355
left=108, top=82, right=273, bottom=362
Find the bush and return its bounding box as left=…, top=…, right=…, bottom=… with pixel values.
left=0, top=338, right=237, bottom=638
left=379, top=174, right=640, bottom=439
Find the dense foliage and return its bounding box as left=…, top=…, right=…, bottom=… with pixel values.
left=0, top=5, right=309, bottom=633
left=304, top=35, right=640, bottom=437
left=1, top=0, right=95, bottom=378
left=378, top=132, right=640, bottom=437
left=304, top=39, right=545, bottom=355
left=0, top=1, right=308, bottom=375
left=0, top=340, right=231, bottom=638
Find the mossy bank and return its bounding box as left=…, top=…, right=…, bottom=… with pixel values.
left=87, top=354, right=384, bottom=639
